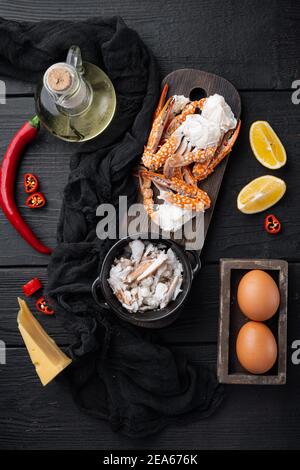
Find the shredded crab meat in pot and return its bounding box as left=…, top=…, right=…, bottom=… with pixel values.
left=107, top=239, right=183, bottom=313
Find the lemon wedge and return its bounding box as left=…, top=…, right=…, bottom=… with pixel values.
left=250, top=121, right=287, bottom=169
left=237, top=175, right=286, bottom=214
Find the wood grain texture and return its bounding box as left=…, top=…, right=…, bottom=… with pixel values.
left=218, top=259, right=288, bottom=385
left=1, top=263, right=300, bottom=348
left=0, top=347, right=300, bottom=450
left=202, top=90, right=300, bottom=262
left=0, top=98, right=70, bottom=265
left=0, top=265, right=218, bottom=345
left=0, top=0, right=299, bottom=450
left=0, top=0, right=299, bottom=92
left=0, top=92, right=298, bottom=265
left=0, top=268, right=74, bottom=346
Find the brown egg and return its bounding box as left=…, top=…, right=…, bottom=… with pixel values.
left=236, top=321, right=277, bottom=374
left=237, top=269, right=280, bottom=321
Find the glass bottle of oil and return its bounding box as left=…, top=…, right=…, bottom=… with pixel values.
left=35, top=45, right=116, bottom=142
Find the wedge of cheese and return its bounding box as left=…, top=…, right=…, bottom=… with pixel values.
left=17, top=298, right=72, bottom=386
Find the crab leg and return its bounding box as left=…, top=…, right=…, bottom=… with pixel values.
left=192, top=161, right=210, bottom=182
left=143, top=98, right=208, bottom=171
left=164, top=182, right=210, bottom=211
left=166, top=162, right=196, bottom=186
left=193, top=120, right=241, bottom=181
left=172, top=166, right=183, bottom=179
left=163, top=164, right=196, bottom=187
left=142, top=125, right=182, bottom=170
left=166, top=165, right=193, bottom=185
left=163, top=98, right=206, bottom=139
left=153, top=83, right=169, bottom=122
left=163, top=144, right=217, bottom=178
left=140, top=169, right=211, bottom=211
left=142, top=96, right=176, bottom=169
left=182, top=165, right=197, bottom=186
left=138, top=172, right=155, bottom=218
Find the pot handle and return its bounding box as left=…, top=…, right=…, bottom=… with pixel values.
left=91, top=277, right=110, bottom=310
left=186, top=251, right=201, bottom=278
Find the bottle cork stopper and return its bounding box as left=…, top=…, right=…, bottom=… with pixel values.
left=47, top=67, right=72, bottom=92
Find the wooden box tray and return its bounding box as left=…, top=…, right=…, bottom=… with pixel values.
left=217, top=258, right=288, bottom=385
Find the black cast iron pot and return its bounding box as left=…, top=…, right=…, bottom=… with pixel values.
left=92, top=234, right=201, bottom=328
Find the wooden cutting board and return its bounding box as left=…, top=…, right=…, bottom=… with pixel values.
left=136, top=69, right=241, bottom=252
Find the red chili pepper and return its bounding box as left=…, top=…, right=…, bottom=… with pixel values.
left=264, top=214, right=281, bottom=234
left=24, top=173, right=39, bottom=193
left=25, top=192, right=46, bottom=209
left=22, top=277, right=43, bottom=297
left=36, top=296, right=55, bottom=315
left=0, top=116, right=51, bottom=254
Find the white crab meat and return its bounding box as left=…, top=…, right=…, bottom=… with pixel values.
left=180, top=94, right=237, bottom=150
left=108, top=267, right=126, bottom=291
left=152, top=191, right=195, bottom=232
left=201, top=94, right=237, bottom=133
left=161, top=276, right=182, bottom=308
left=143, top=243, right=154, bottom=258
left=167, top=248, right=177, bottom=264
left=123, top=301, right=139, bottom=312
left=140, top=276, right=154, bottom=288
left=138, top=286, right=151, bottom=304
left=129, top=239, right=145, bottom=264
left=126, top=259, right=153, bottom=283
left=143, top=295, right=160, bottom=309
left=107, top=241, right=183, bottom=313
left=154, top=282, right=168, bottom=303
left=173, top=95, right=190, bottom=115
left=136, top=253, right=168, bottom=281
left=173, top=280, right=182, bottom=300
left=119, top=257, right=133, bottom=268
left=120, top=265, right=134, bottom=281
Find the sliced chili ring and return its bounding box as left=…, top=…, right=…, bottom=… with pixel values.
left=25, top=192, right=46, bottom=209
left=264, top=214, right=281, bottom=234
left=24, top=173, right=39, bottom=193
left=36, top=296, right=55, bottom=315
left=22, top=277, right=42, bottom=297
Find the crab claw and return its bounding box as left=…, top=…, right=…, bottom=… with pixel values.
left=193, top=120, right=241, bottom=181
left=153, top=83, right=169, bottom=122
left=142, top=96, right=175, bottom=168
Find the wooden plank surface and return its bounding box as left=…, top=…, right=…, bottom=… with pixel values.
left=202, top=90, right=300, bottom=262
left=0, top=0, right=299, bottom=92
left=0, top=347, right=300, bottom=450
left=0, top=0, right=299, bottom=451
left=2, top=263, right=300, bottom=347
left=0, top=92, right=298, bottom=265
left=0, top=98, right=70, bottom=265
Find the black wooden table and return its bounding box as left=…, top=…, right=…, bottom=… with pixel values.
left=0, top=0, right=299, bottom=450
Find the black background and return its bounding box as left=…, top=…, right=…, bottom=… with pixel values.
left=0, top=0, right=299, bottom=450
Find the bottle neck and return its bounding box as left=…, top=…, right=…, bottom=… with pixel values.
left=44, top=63, right=92, bottom=116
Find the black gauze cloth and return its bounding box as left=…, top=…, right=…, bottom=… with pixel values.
left=0, top=16, right=223, bottom=437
